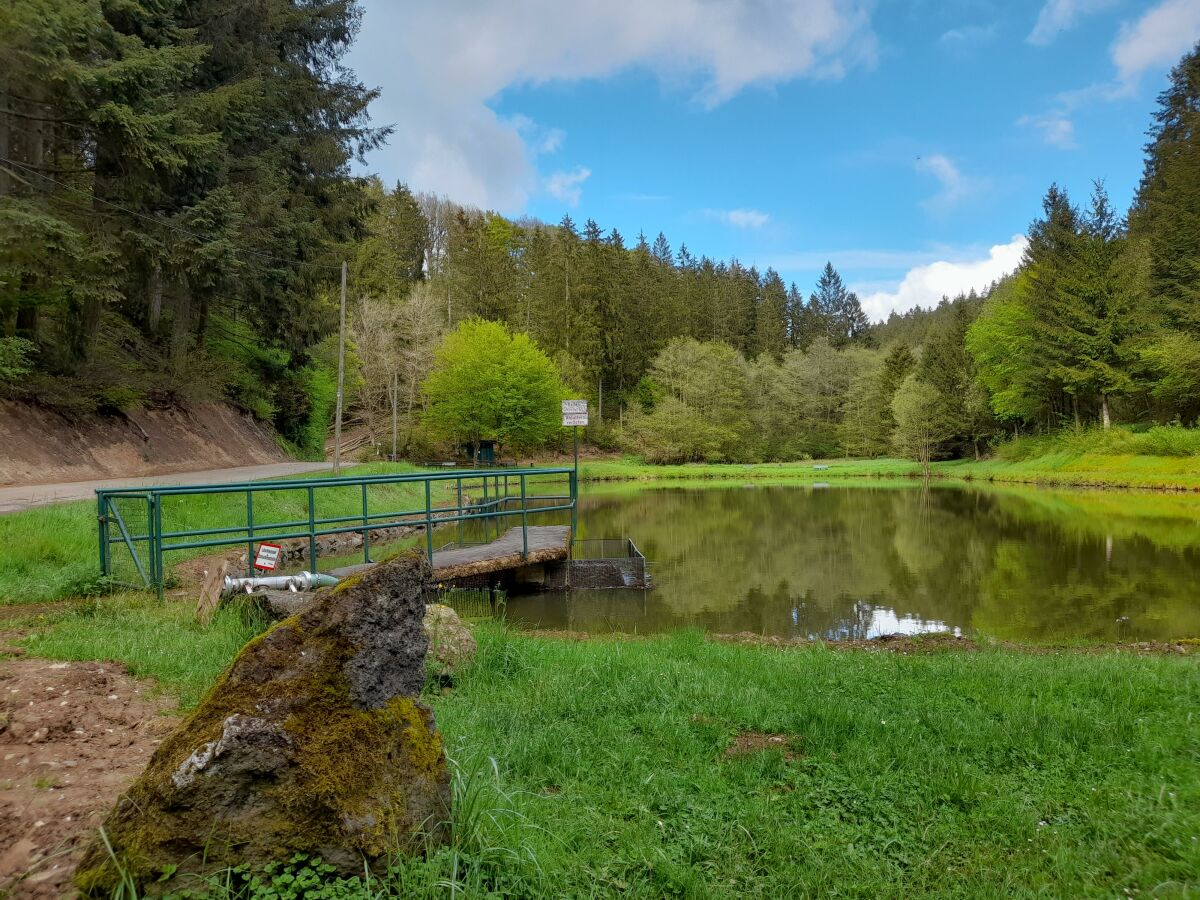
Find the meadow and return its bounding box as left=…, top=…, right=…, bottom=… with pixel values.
left=19, top=607, right=1200, bottom=897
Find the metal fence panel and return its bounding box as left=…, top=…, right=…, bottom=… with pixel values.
left=103, top=494, right=153, bottom=588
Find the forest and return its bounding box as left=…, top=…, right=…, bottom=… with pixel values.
left=1, top=2, right=1198, bottom=465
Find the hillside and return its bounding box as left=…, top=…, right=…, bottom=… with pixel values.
left=0, top=401, right=289, bottom=485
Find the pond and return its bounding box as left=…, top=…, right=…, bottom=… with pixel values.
left=462, top=481, right=1200, bottom=642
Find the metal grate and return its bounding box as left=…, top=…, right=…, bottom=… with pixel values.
left=102, top=494, right=154, bottom=588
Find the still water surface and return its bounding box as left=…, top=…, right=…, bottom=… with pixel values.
left=469, top=481, right=1200, bottom=642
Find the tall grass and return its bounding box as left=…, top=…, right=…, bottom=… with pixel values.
left=996, top=424, right=1200, bottom=460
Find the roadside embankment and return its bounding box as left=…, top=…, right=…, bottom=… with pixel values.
left=0, top=400, right=288, bottom=486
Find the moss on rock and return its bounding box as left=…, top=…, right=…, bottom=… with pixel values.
left=75, top=552, right=449, bottom=895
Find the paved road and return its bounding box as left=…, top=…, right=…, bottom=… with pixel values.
left=0, top=462, right=333, bottom=514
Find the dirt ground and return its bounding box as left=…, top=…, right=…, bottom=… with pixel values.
left=0, top=657, right=178, bottom=898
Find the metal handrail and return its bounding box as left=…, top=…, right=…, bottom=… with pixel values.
left=97, top=466, right=577, bottom=596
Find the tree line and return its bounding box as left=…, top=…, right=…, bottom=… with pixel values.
left=2, top=5, right=1197, bottom=467
left=0, top=0, right=380, bottom=453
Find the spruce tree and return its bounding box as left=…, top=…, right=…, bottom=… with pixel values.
left=1130, top=41, right=1200, bottom=334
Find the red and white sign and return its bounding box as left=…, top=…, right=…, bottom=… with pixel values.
left=253, top=542, right=282, bottom=571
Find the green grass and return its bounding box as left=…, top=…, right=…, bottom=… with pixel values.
left=0, top=463, right=465, bottom=606
left=20, top=601, right=1200, bottom=897
left=579, top=447, right=1200, bottom=491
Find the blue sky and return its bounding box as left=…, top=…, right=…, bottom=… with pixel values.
left=348, top=0, right=1200, bottom=319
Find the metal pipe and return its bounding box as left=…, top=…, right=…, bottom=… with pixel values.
left=222, top=571, right=340, bottom=596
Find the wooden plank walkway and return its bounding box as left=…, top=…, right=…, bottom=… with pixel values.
left=328, top=525, right=571, bottom=582
left=431, top=526, right=571, bottom=581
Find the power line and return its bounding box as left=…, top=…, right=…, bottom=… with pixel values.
left=0, top=154, right=345, bottom=273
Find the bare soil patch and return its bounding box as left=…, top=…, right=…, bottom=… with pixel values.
left=0, top=658, right=178, bottom=897
left=723, top=730, right=800, bottom=761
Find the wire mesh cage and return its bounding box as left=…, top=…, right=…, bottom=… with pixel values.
left=567, top=539, right=650, bottom=590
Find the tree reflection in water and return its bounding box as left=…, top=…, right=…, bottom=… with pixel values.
left=458, top=482, right=1200, bottom=641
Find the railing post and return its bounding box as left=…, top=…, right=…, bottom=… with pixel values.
left=307, top=485, right=318, bottom=573
left=456, top=477, right=463, bottom=547
left=97, top=492, right=109, bottom=579
left=425, top=479, right=434, bottom=562
left=152, top=494, right=164, bottom=600
left=520, top=474, right=528, bottom=559
left=361, top=482, right=371, bottom=563
left=246, top=490, right=254, bottom=578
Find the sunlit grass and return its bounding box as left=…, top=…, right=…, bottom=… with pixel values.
left=580, top=450, right=1200, bottom=490
left=33, top=606, right=1195, bottom=897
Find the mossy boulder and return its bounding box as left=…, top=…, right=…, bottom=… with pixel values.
left=76, top=553, right=449, bottom=895
left=423, top=604, right=477, bottom=679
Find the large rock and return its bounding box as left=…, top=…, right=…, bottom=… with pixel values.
left=423, top=604, right=478, bottom=679
left=75, top=553, right=449, bottom=895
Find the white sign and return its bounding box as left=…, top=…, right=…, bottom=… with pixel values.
left=562, top=399, right=588, bottom=427
left=253, top=542, right=282, bottom=571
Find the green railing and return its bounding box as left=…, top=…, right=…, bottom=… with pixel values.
left=96, top=467, right=577, bottom=596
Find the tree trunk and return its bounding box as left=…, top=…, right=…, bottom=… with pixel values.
left=1101, top=394, right=1111, bottom=430
left=147, top=263, right=163, bottom=334
left=170, top=289, right=192, bottom=366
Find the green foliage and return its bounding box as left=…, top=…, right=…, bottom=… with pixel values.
left=1130, top=42, right=1200, bottom=334
left=0, top=0, right=382, bottom=442
left=422, top=319, right=566, bottom=453
left=0, top=335, right=35, bottom=387
left=891, top=374, right=955, bottom=474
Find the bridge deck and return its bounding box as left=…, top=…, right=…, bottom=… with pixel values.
left=431, top=525, right=571, bottom=581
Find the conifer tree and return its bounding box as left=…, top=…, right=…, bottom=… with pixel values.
left=1130, top=41, right=1200, bottom=334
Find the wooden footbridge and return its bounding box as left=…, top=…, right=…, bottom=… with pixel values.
left=430, top=525, right=571, bottom=580
left=95, top=467, right=578, bottom=595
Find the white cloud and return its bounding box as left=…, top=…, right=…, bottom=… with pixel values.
left=916, top=154, right=981, bottom=213
left=1112, top=0, right=1200, bottom=83
left=350, top=1, right=877, bottom=211
left=856, top=235, right=1027, bottom=321
left=1017, top=112, right=1078, bottom=148
left=545, top=167, right=592, bottom=206
left=704, top=208, right=771, bottom=228
left=1027, top=0, right=1118, bottom=46
left=939, top=24, right=996, bottom=55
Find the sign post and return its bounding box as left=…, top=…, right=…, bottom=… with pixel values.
left=561, top=400, right=588, bottom=541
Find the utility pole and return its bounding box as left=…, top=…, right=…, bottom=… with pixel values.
left=333, top=261, right=347, bottom=475
left=391, top=371, right=398, bottom=462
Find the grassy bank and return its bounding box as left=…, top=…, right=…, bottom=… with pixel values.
left=579, top=451, right=1200, bottom=490
left=17, top=606, right=1200, bottom=897
left=0, top=463, right=456, bottom=606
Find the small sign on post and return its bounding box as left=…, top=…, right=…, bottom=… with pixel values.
left=562, top=399, right=588, bottom=427
left=253, top=542, right=282, bottom=572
